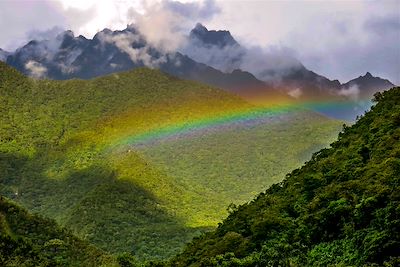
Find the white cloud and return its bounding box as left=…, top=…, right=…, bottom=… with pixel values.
left=288, top=88, right=302, bottom=99
left=207, top=0, right=399, bottom=84
left=129, top=2, right=186, bottom=53
left=181, top=31, right=301, bottom=82
left=129, top=0, right=220, bottom=52
left=338, top=85, right=360, bottom=101
left=98, top=31, right=167, bottom=68
left=0, top=0, right=398, bottom=84
left=25, top=60, right=47, bottom=78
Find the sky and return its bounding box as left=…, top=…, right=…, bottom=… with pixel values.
left=0, top=0, right=399, bottom=84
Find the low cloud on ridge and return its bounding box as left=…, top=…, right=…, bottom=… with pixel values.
left=25, top=60, right=47, bottom=78
left=0, top=0, right=398, bottom=84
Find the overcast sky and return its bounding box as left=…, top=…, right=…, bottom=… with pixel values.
left=0, top=0, right=399, bottom=84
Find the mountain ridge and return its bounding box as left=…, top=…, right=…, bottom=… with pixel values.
left=2, top=24, right=395, bottom=115
left=182, top=23, right=395, bottom=102
left=4, top=26, right=278, bottom=98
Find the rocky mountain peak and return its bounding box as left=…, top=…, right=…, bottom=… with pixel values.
left=189, top=23, right=238, bottom=47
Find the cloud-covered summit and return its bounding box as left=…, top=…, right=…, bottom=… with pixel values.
left=3, top=22, right=394, bottom=104
left=4, top=24, right=271, bottom=100
left=1, top=21, right=396, bottom=121
left=0, top=0, right=398, bottom=84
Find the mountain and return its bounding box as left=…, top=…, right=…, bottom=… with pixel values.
left=5, top=26, right=280, bottom=99
left=275, top=65, right=342, bottom=99
left=309, top=72, right=395, bottom=121
left=0, top=196, right=117, bottom=266
left=182, top=24, right=396, bottom=103
left=4, top=24, right=395, bottom=119
left=0, top=62, right=342, bottom=260
left=180, top=24, right=399, bottom=121
left=182, top=24, right=287, bottom=103
left=182, top=23, right=340, bottom=99
left=341, top=72, right=394, bottom=99
left=189, top=23, right=239, bottom=48
left=169, top=86, right=400, bottom=266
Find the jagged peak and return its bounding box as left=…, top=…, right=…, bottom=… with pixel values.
left=358, top=72, right=373, bottom=79
left=190, top=23, right=238, bottom=47
left=364, top=72, right=373, bottom=78
left=193, top=23, right=208, bottom=33
left=61, top=30, right=74, bottom=38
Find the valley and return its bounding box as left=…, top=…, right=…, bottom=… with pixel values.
left=0, top=62, right=342, bottom=260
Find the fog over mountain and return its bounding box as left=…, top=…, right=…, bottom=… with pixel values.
left=182, top=23, right=302, bottom=81
left=0, top=0, right=397, bottom=121
left=4, top=25, right=270, bottom=97
left=0, top=0, right=398, bottom=85
left=3, top=23, right=394, bottom=103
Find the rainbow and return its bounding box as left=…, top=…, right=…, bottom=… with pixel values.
left=111, top=99, right=373, bottom=148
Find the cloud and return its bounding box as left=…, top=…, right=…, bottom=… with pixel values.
left=163, top=0, right=220, bottom=21
left=338, top=84, right=360, bottom=101
left=181, top=39, right=244, bottom=72
left=97, top=30, right=166, bottom=68
left=181, top=30, right=301, bottom=82
left=288, top=88, right=302, bottom=99
left=0, top=1, right=67, bottom=50
left=207, top=0, right=400, bottom=85
left=128, top=0, right=220, bottom=53
left=25, top=60, right=47, bottom=78
left=239, top=45, right=301, bottom=81
left=364, top=15, right=400, bottom=35
left=129, top=4, right=186, bottom=53
left=27, top=26, right=65, bottom=42
left=0, top=0, right=398, bottom=85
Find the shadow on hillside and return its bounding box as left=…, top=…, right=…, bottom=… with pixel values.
left=0, top=151, right=207, bottom=261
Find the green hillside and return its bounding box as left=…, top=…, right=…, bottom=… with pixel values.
left=0, top=196, right=117, bottom=267
left=138, top=111, right=340, bottom=227
left=169, top=88, right=400, bottom=266
left=0, top=62, right=342, bottom=260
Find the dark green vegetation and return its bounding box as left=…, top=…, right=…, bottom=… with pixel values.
left=0, top=61, right=342, bottom=260
left=168, top=88, right=400, bottom=266
left=0, top=196, right=117, bottom=266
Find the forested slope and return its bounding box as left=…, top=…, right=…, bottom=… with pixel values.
left=170, top=87, right=400, bottom=266
left=0, top=196, right=117, bottom=267
left=0, top=61, right=342, bottom=260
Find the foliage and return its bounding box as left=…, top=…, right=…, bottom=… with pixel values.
left=0, top=61, right=341, bottom=260
left=168, top=87, right=400, bottom=266
left=139, top=110, right=340, bottom=227
left=0, top=196, right=117, bottom=267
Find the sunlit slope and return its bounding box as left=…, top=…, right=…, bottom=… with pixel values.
left=0, top=62, right=342, bottom=260
left=0, top=62, right=252, bottom=259
left=138, top=111, right=341, bottom=226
